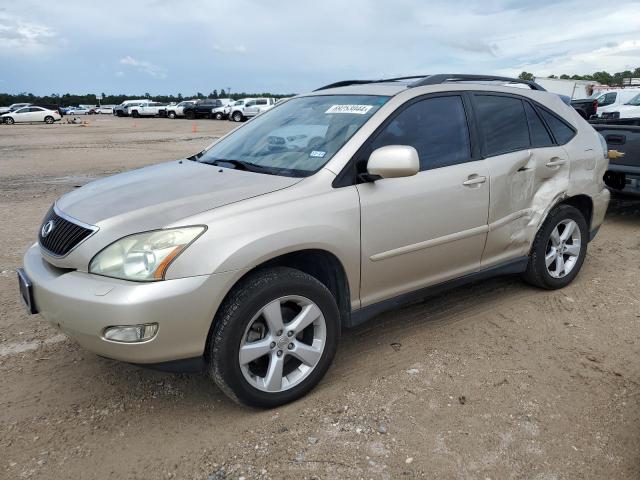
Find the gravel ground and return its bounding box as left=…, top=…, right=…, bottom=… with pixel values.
left=1, top=115, right=639, bottom=480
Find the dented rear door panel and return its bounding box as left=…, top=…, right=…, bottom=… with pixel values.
left=481, top=145, right=570, bottom=267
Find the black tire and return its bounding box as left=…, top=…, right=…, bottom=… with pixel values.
left=185, top=110, right=195, bottom=120
left=522, top=204, right=588, bottom=289
left=208, top=267, right=340, bottom=408
left=232, top=111, right=243, bottom=122
left=214, top=112, right=223, bottom=120
left=5, top=117, right=14, bottom=125
left=44, top=116, right=54, bottom=124
left=168, top=111, right=176, bottom=119
left=131, top=110, right=139, bottom=118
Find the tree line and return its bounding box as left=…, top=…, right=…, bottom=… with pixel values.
left=518, top=67, right=640, bottom=85
left=0, top=90, right=297, bottom=107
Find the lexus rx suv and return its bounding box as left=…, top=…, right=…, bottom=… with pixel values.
left=18, top=74, right=610, bottom=407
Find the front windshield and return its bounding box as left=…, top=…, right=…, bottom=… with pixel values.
left=625, top=93, right=640, bottom=106
left=196, top=95, right=389, bottom=177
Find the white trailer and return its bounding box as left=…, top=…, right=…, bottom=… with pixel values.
left=534, top=78, right=600, bottom=99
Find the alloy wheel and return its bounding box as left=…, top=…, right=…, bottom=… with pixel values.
left=238, top=295, right=326, bottom=393
left=545, top=219, right=581, bottom=278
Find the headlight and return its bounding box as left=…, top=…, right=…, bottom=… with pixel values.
left=89, top=226, right=205, bottom=281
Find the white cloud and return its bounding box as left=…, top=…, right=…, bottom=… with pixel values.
left=119, top=55, right=167, bottom=79
left=0, top=12, right=57, bottom=52
left=499, top=39, right=640, bottom=78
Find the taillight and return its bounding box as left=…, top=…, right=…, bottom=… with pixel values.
left=593, top=99, right=598, bottom=113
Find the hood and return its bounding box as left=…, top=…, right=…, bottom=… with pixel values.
left=617, top=104, right=640, bottom=113
left=56, top=160, right=301, bottom=227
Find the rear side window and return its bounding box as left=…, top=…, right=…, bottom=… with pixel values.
left=523, top=102, right=553, bottom=147
left=474, top=95, right=529, bottom=157
left=539, top=109, right=576, bottom=145
left=368, top=95, right=471, bottom=171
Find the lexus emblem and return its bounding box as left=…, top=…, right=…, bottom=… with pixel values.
left=41, top=220, right=55, bottom=238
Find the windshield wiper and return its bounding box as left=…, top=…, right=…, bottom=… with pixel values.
left=209, top=159, right=275, bottom=174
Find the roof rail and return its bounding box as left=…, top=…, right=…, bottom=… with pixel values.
left=409, top=74, right=546, bottom=91
left=315, top=74, right=547, bottom=92
left=314, top=76, right=429, bottom=91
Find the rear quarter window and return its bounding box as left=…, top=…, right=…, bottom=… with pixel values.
left=538, top=109, right=576, bottom=145
left=523, top=101, right=554, bottom=148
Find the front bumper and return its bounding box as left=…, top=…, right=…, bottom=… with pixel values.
left=23, top=244, right=240, bottom=364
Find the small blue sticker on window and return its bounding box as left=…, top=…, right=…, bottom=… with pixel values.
left=310, top=150, right=326, bottom=158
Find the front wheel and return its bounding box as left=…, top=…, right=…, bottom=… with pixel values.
left=168, top=111, right=176, bottom=119
left=232, top=111, right=243, bottom=122
left=522, top=204, right=588, bottom=289
left=208, top=267, right=340, bottom=408
left=4, top=117, right=14, bottom=125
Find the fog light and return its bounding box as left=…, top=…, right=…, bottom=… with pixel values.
left=103, top=323, right=158, bottom=343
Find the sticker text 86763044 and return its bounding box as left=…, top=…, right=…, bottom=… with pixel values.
left=325, top=105, right=373, bottom=115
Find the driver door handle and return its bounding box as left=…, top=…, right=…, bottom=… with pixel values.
left=463, top=175, right=487, bottom=187
left=546, top=158, right=566, bottom=168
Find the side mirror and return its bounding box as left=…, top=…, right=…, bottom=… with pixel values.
left=366, top=145, right=420, bottom=180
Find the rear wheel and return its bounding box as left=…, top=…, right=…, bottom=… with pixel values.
left=214, top=112, right=223, bottom=120
left=44, top=116, right=54, bottom=124
left=523, top=204, right=588, bottom=289
left=208, top=267, right=340, bottom=408
left=185, top=110, right=195, bottom=120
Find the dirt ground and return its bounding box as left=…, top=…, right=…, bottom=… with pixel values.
left=1, top=115, right=639, bottom=480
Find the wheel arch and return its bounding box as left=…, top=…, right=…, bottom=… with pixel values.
left=558, top=194, right=593, bottom=229
left=536, top=193, right=593, bottom=233
left=204, top=248, right=352, bottom=357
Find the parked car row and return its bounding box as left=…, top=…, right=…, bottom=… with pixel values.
left=112, top=97, right=280, bottom=122
left=0, top=96, right=285, bottom=124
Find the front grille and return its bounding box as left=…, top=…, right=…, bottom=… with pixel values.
left=38, top=207, right=95, bottom=257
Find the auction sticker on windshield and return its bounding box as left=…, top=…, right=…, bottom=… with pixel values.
left=325, top=105, right=373, bottom=114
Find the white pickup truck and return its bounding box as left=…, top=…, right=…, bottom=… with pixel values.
left=229, top=97, right=277, bottom=122
left=127, top=102, right=167, bottom=118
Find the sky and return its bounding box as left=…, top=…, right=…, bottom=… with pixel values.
left=1, top=0, right=639, bottom=96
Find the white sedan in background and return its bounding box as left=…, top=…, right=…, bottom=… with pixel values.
left=2, top=106, right=62, bottom=125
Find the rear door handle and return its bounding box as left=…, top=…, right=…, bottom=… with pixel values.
left=463, top=175, right=487, bottom=187
left=546, top=158, right=566, bottom=168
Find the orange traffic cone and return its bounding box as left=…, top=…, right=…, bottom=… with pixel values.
left=192, top=122, right=197, bottom=133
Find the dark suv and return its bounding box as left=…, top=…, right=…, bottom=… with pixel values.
left=183, top=99, right=224, bottom=119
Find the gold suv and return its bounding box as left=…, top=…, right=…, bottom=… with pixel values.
left=19, top=74, right=610, bottom=407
